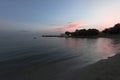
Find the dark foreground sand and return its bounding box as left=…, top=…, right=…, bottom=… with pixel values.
left=1, top=53, right=120, bottom=80
left=59, top=53, right=120, bottom=80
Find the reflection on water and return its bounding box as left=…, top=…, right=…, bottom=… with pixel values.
left=63, top=38, right=118, bottom=59
left=96, top=38, right=116, bottom=57
left=0, top=37, right=120, bottom=80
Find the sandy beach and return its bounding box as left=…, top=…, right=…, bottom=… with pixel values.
left=60, top=53, right=120, bottom=80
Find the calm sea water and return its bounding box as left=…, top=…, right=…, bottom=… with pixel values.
left=0, top=34, right=120, bottom=80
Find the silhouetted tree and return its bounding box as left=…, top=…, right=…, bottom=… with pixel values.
left=87, top=29, right=99, bottom=36
left=102, top=23, right=120, bottom=34
left=65, top=31, right=71, bottom=36
left=102, top=28, right=109, bottom=34
left=68, top=29, right=99, bottom=37
left=111, top=23, right=120, bottom=34
left=65, top=23, right=120, bottom=38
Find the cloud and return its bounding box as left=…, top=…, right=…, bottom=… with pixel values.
left=58, top=23, right=83, bottom=32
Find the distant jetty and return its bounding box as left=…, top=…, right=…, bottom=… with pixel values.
left=42, top=35, right=61, bottom=37
left=42, top=34, right=69, bottom=38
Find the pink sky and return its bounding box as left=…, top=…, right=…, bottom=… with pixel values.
left=59, top=21, right=119, bottom=32
left=59, top=23, right=84, bottom=32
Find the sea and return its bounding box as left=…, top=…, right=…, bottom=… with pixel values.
left=0, top=32, right=120, bottom=80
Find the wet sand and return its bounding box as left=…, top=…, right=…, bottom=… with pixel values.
left=60, top=53, right=120, bottom=80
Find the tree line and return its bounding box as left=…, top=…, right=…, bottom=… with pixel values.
left=65, top=23, right=120, bottom=37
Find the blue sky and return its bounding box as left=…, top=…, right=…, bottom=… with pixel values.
left=0, top=0, right=120, bottom=33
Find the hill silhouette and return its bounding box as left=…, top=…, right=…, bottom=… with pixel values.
left=65, top=23, right=120, bottom=37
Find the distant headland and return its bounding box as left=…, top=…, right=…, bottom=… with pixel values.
left=64, top=23, right=120, bottom=38
left=42, top=23, right=120, bottom=38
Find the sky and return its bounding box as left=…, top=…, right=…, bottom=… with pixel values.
left=0, top=0, right=120, bottom=34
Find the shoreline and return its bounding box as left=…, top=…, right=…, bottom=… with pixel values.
left=42, top=34, right=120, bottom=39
left=60, top=53, right=120, bottom=80
left=0, top=50, right=120, bottom=80
left=70, top=34, right=120, bottom=39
